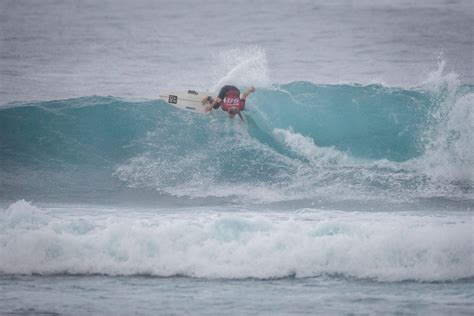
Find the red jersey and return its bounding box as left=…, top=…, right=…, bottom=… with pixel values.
left=219, top=86, right=245, bottom=111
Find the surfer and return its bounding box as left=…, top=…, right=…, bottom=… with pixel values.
left=203, top=85, right=255, bottom=121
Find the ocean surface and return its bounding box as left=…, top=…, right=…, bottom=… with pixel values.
left=1, top=0, right=473, bottom=315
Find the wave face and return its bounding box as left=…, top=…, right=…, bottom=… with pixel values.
left=1, top=81, right=473, bottom=207
left=0, top=200, right=472, bottom=281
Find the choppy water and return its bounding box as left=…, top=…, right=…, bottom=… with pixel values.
left=1, top=0, right=473, bottom=315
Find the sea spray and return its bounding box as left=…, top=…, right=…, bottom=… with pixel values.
left=210, top=46, right=271, bottom=91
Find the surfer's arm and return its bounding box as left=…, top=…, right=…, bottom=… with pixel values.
left=241, top=86, right=256, bottom=100
left=204, top=97, right=221, bottom=112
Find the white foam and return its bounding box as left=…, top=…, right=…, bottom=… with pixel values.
left=1, top=201, right=472, bottom=281
left=0, top=199, right=50, bottom=229
left=420, top=93, right=474, bottom=182
left=416, top=56, right=474, bottom=184
left=273, top=128, right=352, bottom=166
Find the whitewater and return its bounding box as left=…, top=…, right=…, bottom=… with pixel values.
left=1, top=0, right=473, bottom=315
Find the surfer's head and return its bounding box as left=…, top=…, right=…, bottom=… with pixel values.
left=228, top=107, right=244, bottom=122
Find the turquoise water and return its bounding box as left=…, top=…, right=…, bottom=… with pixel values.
left=1, top=0, right=473, bottom=315
left=2, top=82, right=473, bottom=208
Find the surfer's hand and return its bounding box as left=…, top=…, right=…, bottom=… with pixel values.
left=249, top=86, right=256, bottom=93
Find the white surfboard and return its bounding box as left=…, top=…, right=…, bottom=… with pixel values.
left=159, top=90, right=216, bottom=114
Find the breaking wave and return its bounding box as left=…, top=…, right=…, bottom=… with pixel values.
left=1, top=60, right=472, bottom=206
left=0, top=200, right=472, bottom=281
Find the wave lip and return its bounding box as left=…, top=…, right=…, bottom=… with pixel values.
left=1, top=201, right=472, bottom=282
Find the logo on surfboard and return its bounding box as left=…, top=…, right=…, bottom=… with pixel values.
left=168, top=95, right=178, bottom=104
